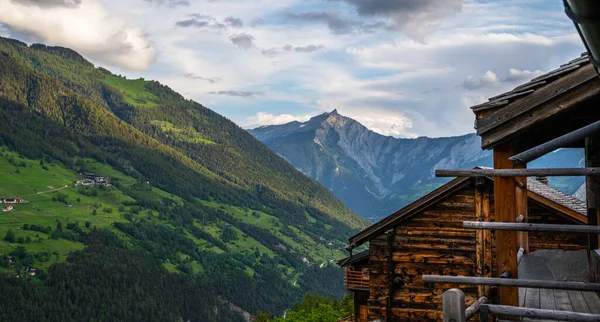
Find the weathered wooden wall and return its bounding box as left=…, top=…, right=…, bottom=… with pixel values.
left=368, top=186, right=480, bottom=321
left=363, top=181, right=587, bottom=321
left=525, top=200, right=588, bottom=251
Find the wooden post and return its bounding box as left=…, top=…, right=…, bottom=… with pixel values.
left=475, top=187, right=492, bottom=298
left=515, top=163, right=528, bottom=254
left=443, top=289, right=466, bottom=322
left=494, top=143, right=519, bottom=310
left=586, top=135, right=600, bottom=251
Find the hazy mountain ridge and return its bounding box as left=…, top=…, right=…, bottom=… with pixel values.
left=250, top=110, right=584, bottom=220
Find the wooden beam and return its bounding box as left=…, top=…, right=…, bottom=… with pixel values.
left=422, top=275, right=600, bottom=292
left=587, top=134, right=600, bottom=250
left=436, top=168, right=600, bottom=177
left=515, top=163, right=528, bottom=253
left=477, top=63, right=596, bottom=135
left=494, top=143, right=519, bottom=310
left=463, top=221, right=600, bottom=234
left=510, top=119, right=600, bottom=165
left=475, top=187, right=492, bottom=298
left=480, top=76, right=600, bottom=150
left=483, top=304, right=600, bottom=321
left=466, top=297, right=488, bottom=319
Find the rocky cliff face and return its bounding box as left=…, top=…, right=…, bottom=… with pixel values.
left=250, top=110, right=584, bottom=221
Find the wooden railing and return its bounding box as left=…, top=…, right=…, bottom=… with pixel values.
left=344, top=269, right=369, bottom=290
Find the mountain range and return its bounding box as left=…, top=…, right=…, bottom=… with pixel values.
left=0, top=36, right=367, bottom=321
left=250, top=110, right=585, bottom=221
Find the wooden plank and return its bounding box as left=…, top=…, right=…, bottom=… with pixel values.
left=568, top=291, right=591, bottom=314
left=540, top=289, right=557, bottom=310
left=350, top=178, right=471, bottom=246
left=481, top=77, right=600, bottom=149
left=436, top=168, right=600, bottom=177
left=582, top=292, right=600, bottom=314
left=525, top=288, right=540, bottom=309
left=539, top=288, right=559, bottom=322
left=484, top=304, right=600, bottom=321
left=477, top=63, right=596, bottom=135
left=421, top=276, right=600, bottom=292
left=494, top=143, right=520, bottom=309
left=554, top=290, right=574, bottom=312
left=463, top=221, right=600, bottom=234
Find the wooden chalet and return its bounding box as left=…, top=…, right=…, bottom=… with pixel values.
left=425, top=50, right=600, bottom=321
left=339, top=174, right=590, bottom=321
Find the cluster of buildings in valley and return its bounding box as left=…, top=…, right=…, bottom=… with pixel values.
left=0, top=198, right=27, bottom=212
left=2, top=256, right=37, bottom=277
left=75, top=172, right=111, bottom=187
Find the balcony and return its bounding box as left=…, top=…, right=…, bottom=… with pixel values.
left=344, top=269, right=369, bottom=291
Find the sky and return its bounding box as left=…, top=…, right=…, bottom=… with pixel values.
left=0, top=0, right=587, bottom=138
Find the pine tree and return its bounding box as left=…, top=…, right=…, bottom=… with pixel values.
left=4, top=229, right=15, bottom=243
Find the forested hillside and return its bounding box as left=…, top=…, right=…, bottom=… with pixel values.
left=0, top=36, right=367, bottom=321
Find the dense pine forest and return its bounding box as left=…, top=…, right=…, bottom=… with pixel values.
left=0, top=36, right=368, bottom=321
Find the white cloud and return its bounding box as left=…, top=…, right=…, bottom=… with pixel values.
left=1, top=0, right=583, bottom=139
left=0, top=0, right=156, bottom=70
left=462, top=71, right=499, bottom=90
left=504, top=68, right=544, bottom=83
left=248, top=112, right=313, bottom=126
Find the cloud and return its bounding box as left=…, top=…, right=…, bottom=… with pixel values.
left=0, top=0, right=156, bottom=70
left=462, top=68, right=545, bottom=90
left=462, top=71, right=499, bottom=90
left=504, top=68, right=544, bottom=83
left=176, top=14, right=226, bottom=29
left=295, top=44, right=324, bottom=53
left=334, top=0, right=462, bottom=40
left=286, top=10, right=384, bottom=35
left=207, top=90, right=261, bottom=98
left=229, top=33, right=254, bottom=50
left=248, top=112, right=313, bottom=126
left=262, top=43, right=324, bottom=56
left=352, top=113, right=416, bottom=138
left=10, top=0, right=80, bottom=8
left=143, top=0, right=189, bottom=7
left=224, top=16, right=243, bottom=28
left=184, top=73, right=220, bottom=84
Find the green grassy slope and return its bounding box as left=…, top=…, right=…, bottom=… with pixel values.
left=0, top=36, right=366, bottom=321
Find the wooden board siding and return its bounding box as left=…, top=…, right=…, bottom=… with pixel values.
left=526, top=200, right=588, bottom=251
left=363, top=182, right=588, bottom=321
left=367, top=187, right=480, bottom=321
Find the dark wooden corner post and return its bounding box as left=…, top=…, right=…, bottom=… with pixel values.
left=586, top=134, right=600, bottom=284
left=493, top=143, right=520, bottom=310
left=586, top=135, right=600, bottom=250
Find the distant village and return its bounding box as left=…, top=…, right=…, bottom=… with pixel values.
left=0, top=198, right=27, bottom=212
left=75, top=172, right=111, bottom=187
